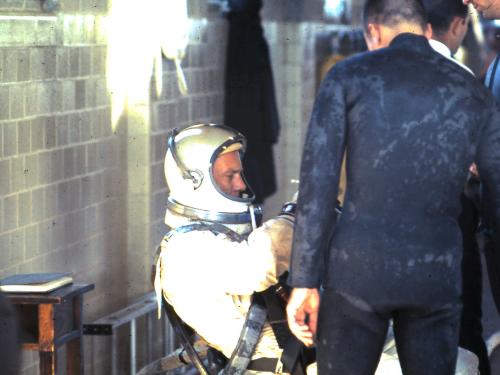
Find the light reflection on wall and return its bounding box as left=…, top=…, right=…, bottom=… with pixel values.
left=324, top=0, right=347, bottom=19
left=106, top=0, right=190, bottom=129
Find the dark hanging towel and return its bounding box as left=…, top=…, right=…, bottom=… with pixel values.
left=224, top=0, right=280, bottom=204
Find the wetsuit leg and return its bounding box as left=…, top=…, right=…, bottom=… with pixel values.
left=316, top=288, right=389, bottom=375
left=459, top=191, right=490, bottom=375
left=392, top=303, right=461, bottom=375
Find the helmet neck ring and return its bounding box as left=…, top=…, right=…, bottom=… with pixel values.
left=166, top=197, right=262, bottom=225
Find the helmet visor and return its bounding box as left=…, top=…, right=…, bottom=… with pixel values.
left=209, top=140, right=255, bottom=203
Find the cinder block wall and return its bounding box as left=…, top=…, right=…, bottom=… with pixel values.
left=0, top=0, right=126, bottom=373
left=261, top=21, right=316, bottom=216
left=261, top=0, right=362, bottom=216
left=0, top=0, right=110, bottom=287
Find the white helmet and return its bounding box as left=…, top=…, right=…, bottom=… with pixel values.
left=164, top=124, right=262, bottom=232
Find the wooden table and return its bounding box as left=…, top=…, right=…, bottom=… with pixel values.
left=5, top=283, right=94, bottom=375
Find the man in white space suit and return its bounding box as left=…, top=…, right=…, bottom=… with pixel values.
left=154, top=123, right=310, bottom=374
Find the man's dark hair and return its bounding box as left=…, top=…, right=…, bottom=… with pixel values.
left=422, top=0, right=468, bottom=35
left=363, top=0, right=428, bottom=31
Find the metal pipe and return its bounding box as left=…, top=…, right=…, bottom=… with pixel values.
left=130, top=319, right=137, bottom=375
left=162, top=317, right=167, bottom=355
left=162, top=317, right=175, bottom=355
left=147, top=313, right=153, bottom=362
left=112, top=331, right=118, bottom=375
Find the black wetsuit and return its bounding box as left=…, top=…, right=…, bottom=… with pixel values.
left=289, top=33, right=500, bottom=374
left=458, top=176, right=491, bottom=375
left=458, top=46, right=500, bottom=375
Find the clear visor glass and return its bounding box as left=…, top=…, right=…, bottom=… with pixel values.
left=209, top=142, right=255, bottom=203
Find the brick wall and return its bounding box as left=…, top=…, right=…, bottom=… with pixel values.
left=0, top=0, right=120, bottom=373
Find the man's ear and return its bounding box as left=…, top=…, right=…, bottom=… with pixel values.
left=365, top=23, right=382, bottom=51
left=449, top=16, right=466, bottom=36
left=424, top=22, right=433, bottom=39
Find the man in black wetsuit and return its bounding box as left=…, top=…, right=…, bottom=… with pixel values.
left=286, top=0, right=500, bottom=374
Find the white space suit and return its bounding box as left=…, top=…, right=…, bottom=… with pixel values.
left=155, top=124, right=295, bottom=373
left=159, top=213, right=292, bottom=360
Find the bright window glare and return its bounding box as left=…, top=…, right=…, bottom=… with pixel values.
left=107, top=0, right=190, bottom=129
left=324, top=0, right=346, bottom=19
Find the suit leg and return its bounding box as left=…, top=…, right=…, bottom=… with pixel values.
left=40, top=351, right=56, bottom=375
left=317, top=289, right=389, bottom=375
left=393, top=302, right=461, bottom=375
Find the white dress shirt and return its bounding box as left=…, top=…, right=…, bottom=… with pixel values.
left=429, top=39, right=474, bottom=76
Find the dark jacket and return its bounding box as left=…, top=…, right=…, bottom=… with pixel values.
left=289, top=33, right=500, bottom=310
left=484, top=53, right=500, bottom=317
left=458, top=177, right=490, bottom=375
left=224, top=0, right=280, bottom=203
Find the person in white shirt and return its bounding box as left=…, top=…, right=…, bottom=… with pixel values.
left=424, top=0, right=473, bottom=75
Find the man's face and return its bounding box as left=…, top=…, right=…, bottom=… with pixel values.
left=464, top=0, right=500, bottom=19
left=212, top=150, right=246, bottom=197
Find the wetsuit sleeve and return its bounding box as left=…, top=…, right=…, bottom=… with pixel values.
left=476, top=101, right=500, bottom=308
left=288, top=67, right=347, bottom=288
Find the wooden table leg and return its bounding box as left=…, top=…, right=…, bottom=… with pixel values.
left=67, top=338, right=82, bottom=374
left=40, top=351, right=56, bottom=375
left=67, top=295, right=83, bottom=374
left=39, top=304, right=55, bottom=374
